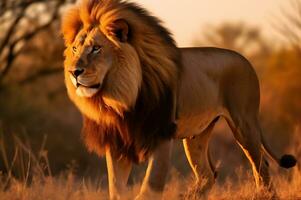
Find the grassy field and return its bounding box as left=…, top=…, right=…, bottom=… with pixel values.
left=1, top=123, right=300, bottom=200
left=0, top=167, right=301, bottom=200
left=0, top=133, right=300, bottom=200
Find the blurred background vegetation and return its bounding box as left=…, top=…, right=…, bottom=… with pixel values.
left=0, top=0, right=300, bottom=185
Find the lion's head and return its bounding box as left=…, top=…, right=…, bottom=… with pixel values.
left=62, top=0, right=181, bottom=162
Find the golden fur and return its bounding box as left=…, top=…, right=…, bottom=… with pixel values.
left=62, top=0, right=181, bottom=162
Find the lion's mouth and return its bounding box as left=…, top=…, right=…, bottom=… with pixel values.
left=69, top=74, right=101, bottom=97
left=75, top=82, right=101, bottom=98
left=76, top=82, right=101, bottom=89
left=75, top=84, right=101, bottom=98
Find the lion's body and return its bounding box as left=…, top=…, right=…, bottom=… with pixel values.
left=176, top=47, right=259, bottom=139
left=61, top=0, right=296, bottom=199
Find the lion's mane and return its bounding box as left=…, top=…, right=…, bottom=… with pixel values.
left=62, top=0, right=181, bottom=162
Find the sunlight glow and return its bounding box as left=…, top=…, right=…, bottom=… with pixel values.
left=132, top=0, right=289, bottom=46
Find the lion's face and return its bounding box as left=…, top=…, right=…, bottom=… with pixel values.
left=64, top=27, right=115, bottom=98
left=63, top=17, right=143, bottom=118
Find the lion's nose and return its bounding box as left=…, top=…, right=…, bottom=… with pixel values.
left=70, top=68, right=85, bottom=78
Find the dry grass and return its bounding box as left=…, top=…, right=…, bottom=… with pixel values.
left=0, top=167, right=301, bottom=200
left=0, top=130, right=300, bottom=200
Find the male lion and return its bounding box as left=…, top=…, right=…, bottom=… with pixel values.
left=61, top=0, right=297, bottom=199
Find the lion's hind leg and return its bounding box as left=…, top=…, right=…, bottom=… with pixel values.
left=183, top=119, right=217, bottom=198
left=225, top=114, right=271, bottom=189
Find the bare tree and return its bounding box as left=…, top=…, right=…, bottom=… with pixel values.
left=193, top=22, right=271, bottom=61
left=274, top=0, right=301, bottom=54
left=0, top=0, right=74, bottom=84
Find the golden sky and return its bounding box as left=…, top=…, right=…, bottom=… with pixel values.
left=132, top=0, right=290, bottom=46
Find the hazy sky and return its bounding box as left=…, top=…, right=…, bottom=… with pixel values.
left=131, top=0, right=290, bottom=46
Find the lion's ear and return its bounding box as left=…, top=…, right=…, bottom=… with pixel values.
left=107, top=19, right=129, bottom=42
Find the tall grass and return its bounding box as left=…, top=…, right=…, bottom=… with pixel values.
left=1, top=167, right=300, bottom=199
left=0, top=130, right=300, bottom=200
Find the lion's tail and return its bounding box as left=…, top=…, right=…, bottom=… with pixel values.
left=260, top=133, right=297, bottom=168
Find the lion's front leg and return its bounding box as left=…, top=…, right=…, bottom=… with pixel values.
left=106, top=148, right=132, bottom=200
left=135, top=140, right=173, bottom=200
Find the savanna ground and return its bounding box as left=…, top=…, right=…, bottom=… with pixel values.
left=1, top=0, right=301, bottom=199
left=0, top=130, right=301, bottom=200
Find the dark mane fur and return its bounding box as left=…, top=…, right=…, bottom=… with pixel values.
left=83, top=82, right=177, bottom=162
left=63, top=0, right=181, bottom=163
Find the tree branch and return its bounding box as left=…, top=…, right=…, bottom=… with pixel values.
left=0, top=8, right=26, bottom=54
left=0, top=0, right=65, bottom=83
left=0, top=0, right=51, bottom=17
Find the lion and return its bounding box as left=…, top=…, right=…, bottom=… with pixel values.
left=61, top=0, right=297, bottom=199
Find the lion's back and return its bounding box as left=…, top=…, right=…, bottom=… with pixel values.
left=176, top=47, right=260, bottom=137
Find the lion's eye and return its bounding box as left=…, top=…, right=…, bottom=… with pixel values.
left=91, top=45, right=102, bottom=54
left=72, top=46, right=77, bottom=53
